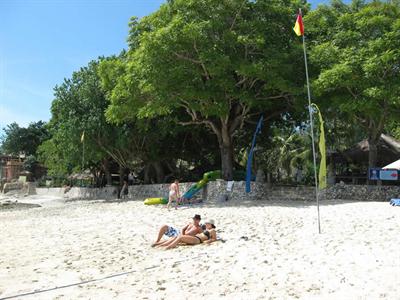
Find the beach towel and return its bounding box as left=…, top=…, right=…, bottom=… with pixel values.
left=389, top=199, right=400, bottom=206
left=226, top=181, right=234, bottom=192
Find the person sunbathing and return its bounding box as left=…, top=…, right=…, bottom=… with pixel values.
left=151, top=214, right=202, bottom=247
left=160, top=219, right=217, bottom=250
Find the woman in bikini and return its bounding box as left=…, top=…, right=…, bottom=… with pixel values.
left=160, top=220, right=217, bottom=249
left=167, top=179, right=181, bottom=210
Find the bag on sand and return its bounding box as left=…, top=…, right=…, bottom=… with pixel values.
left=389, top=199, right=400, bottom=206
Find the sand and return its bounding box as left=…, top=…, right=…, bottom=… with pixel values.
left=0, top=196, right=399, bottom=299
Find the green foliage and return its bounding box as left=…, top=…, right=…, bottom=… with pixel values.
left=100, top=0, right=307, bottom=179
left=37, top=139, right=71, bottom=176
left=1, top=121, right=50, bottom=156
left=10, top=0, right=398, bottom=184
left=42, top=60, right=117, bottom=175
left=258, top=125, right=314, bottom=184
left=132, top=0, right=304, bottom=114
left=307, top=0, right=400, bottom=168
left=385, top=120, right=400, bottom=141
left=46, top=57, right=207, bottom=183
left=22, top=155, right=39, bottom=173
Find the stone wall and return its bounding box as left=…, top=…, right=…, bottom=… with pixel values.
left=36, top=186, right=119, bottom=200
left=115, top=181, right=314, bottom=203
left=126, top=182, right=200, bottom=200
left=7, top=181, right=399, bottom=202
left=268, top=185, right=315, bottom=201
left=2, top=181, right=23, bottom=194
left=2, top=181, right=36, bottom=195
left=207, top=180, right=268, bottom=202
left=321, top=183, right=400, bottom=201
left=35, top=183, right=200, bottom=201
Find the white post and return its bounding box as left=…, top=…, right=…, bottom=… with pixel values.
left=300, top=9, right=321, bottom=234
left=82, top=137, right=85, bottom=187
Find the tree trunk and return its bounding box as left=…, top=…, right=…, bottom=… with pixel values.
left=119, top=166, right=124, bottom=186
left=368, top=138, right=378, bottom=169
left=208, top=118, right=236, bottom=181
left=144, top=164, right=151, bottom=184
left=366, top=111, right=385, bottom=185
left=368, top=134, right=380, bottom=185
left=152, top=161, right=165, bottom=183
left=219, top=124, right=234, bottom=180
left=267, top=172, right=272, bottom=189
left=102, top=158, right=112, bottom=186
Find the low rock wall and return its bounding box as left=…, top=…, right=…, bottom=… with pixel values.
left=2, top=182, right=24, bottom=194
left=9, top=181, right=399, bottom=202
left=36, top=186, right=119, bottom=200
left=126, top=182, right=199, bottom=199
left=207, top=180, right=268, bottom=202
left=3, top=182, right=36, bottom=195
left=119, top=181, right=314, bottom=203
left=321, top=184, right=400, bottom=201
left=268, top=185, right=315, bottom=201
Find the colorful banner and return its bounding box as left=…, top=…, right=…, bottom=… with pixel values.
left=246, top=115, right=263, bottom=193
left=312, top=104, right=327, bottom=189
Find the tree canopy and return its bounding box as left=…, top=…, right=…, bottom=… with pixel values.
left=1, top=121, right=49, bottom=156
left=4, top=0, right=399, bottom=186
left=100, top=0, right=308, bottom=179
left=307, top=0, right=400, bottom=168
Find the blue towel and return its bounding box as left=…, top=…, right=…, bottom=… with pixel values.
left=390, top=199, right=400, bottom=206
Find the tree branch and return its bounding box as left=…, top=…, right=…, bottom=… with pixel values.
left=173, top=52, right=202, bottom=65
left=178, top=120, right=208, bottom=126
left=235, top=76, right=247, bottom=87
left=346, top=87, right=358, bottom=99
left=255, top=93, right=288, bottom=100
left=193, top=41, right=211, bottom=80
left=230, top=0, right=247, bottom=30
left=249, top=78, right=260, bottom=90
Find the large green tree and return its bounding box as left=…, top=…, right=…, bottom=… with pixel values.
left=1, top=121, right=49, bottom=156
left=307, top=0, right=400, bottom=168
left=45, top=58, right=203, bottom=184
left=99, top=55, right=222, bottom=183
left=103, top=0, right=306, bottom=180
left=43, top=60, right=125, bottom=183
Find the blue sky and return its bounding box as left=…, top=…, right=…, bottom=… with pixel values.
left=0, top=0, right=327, bottom=132
left=0, top=0, right=165, bottom=132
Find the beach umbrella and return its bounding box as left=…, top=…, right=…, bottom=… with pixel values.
left=382, top=158, right=400, bottom=170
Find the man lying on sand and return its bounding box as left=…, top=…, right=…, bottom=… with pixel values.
left=159, top=219, right=217, bottom=250
left=151, top=214, right=202, bottom=247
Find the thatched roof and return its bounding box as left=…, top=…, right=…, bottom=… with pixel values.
left=331, top=134, right=400, bottom=167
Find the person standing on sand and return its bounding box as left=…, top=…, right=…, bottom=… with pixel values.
left=119, top=179, right=129, bottom=199
left=167, top=179, right=181, bottom=210
left=151, top=214, right=202, bottom=247
left=128, top=172, right=134, bottom=185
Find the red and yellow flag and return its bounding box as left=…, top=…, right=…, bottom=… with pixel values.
left=293, top=13, right=304, bottom=36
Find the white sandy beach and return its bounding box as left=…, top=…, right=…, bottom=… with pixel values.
left=0, top=196, right=399, bottom=300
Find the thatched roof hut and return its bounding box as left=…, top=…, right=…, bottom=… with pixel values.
left=331, top=134, right=400, bottom=168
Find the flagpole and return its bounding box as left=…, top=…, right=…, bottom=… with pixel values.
left=82, top=141, right=85, bottom=172
left=81, top=132, right=85, bottom=186
left=300, top=8, right=321, bottom=234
